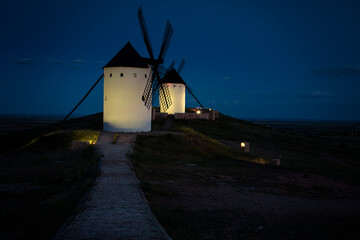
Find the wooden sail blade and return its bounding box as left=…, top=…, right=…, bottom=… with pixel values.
left=159, top=83, right=172, bottom=111
left=142, top=70, right=155, bottom=109
left=177, top=59, right=185, bottom=74
left=137, top=7, right=154, bottom=60
left=158, top=21, right=174, bottom=62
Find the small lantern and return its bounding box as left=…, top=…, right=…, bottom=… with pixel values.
left=240, top=141, right=250, bottom=152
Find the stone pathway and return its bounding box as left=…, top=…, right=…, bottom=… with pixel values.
left=54, top=132, right=170, bottom=240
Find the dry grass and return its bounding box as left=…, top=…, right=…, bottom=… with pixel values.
left=130, top=122, right=360, bottom=240
left=0, top=130, right=100, bottom=240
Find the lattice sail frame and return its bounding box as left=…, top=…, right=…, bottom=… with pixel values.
left=157, top=65, right=172, bottom=111
left=142, top=65, right=172, bottom=111
left=159, top=83, right=172, bottom=111
left=142, top=70, right=154, bottom=109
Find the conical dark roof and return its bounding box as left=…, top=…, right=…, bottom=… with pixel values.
left=104, top=42, right=149, bottom=68
left=162, top=68, right=186, bottom=84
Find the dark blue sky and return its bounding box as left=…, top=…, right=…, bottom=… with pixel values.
left=1, top=0, right=359, bottom=120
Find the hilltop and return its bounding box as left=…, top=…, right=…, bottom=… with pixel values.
left=0, top=113, right=359, bottom=239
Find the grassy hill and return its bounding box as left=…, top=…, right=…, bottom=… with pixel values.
left=131, top=114, right=360, bottom=240
left=1, top=112, right=359, bottom=239
left=0, top=118, right=101, bottom=239
left=151, top=114, right=360, bottom=183
left=0, top=113, right=102, bottom=153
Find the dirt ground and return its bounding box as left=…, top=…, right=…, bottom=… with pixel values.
left=146, top=161, right=360, bottom=240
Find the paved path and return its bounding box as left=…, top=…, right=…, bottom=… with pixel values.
left=54, top=132, right=170, bottom=240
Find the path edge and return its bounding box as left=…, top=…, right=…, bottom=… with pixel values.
left=126, top=146, right=173, bottom=240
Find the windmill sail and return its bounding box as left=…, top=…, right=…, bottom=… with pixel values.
left=137, top=7, right=173, bottom=111
left=142, top=70, right=153, bottom=109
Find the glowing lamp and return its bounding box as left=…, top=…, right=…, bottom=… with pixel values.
left=196, top=110, right=201, bottom=114
left=240, top=142, right=250, bottom=152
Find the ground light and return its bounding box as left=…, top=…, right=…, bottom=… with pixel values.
left=240, top=142, right=250, bottom=152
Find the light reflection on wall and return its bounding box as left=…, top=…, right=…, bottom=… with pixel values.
left=160, top=83, right=185, bottom=114
left=103, top=66, right=152, bottom=132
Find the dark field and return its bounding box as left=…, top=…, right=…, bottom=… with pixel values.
left=252, top=119, right=360, bottom=141
left=132, top=115, right=360, bottom=240
left=0, top=115, right=62, bottom=136
left=0, top=114, right=359, bottom=239
left=0, top=116, right=100, bottom=240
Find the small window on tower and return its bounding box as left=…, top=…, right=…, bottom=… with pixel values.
left=173, top=85, right=176, bottom=87
left=120, top=73, right=123, bottom=77
left=133, top=73, right=137, bottom=77
left=110, top=73, right=112, bottom=77
left=145, top=74, right=147, bottom=78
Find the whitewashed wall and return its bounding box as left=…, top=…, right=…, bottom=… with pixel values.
left=160, top=83, right=185, bottom=114
left=103, top=66, right=152, bottom=132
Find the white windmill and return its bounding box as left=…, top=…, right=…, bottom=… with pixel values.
left=103, top=42, right=152, bottom=132
left=103, top=7, right=176, bottom=132
left=62, top=7, right=174, bottom=132
left=160, top=66, right=186, bottom=114
left=61, top=7, right=203, bottom=130
left=160, top=60, right=204, bottom=114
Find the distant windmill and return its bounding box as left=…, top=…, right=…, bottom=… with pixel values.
left=160, top=60, right=204, bottom=114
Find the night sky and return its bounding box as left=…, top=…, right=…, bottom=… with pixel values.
left=1, top=0, right=360, bottom=120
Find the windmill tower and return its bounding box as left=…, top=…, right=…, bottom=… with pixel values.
left=103, top=7, right=175, bottom=132
left=61, top=7, right=202, bottom=128
left=103, top=42, right=152, bottom=132
left=160, top=60, right=205, bottom=114
left=160, top=68, right=186, bottom=114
